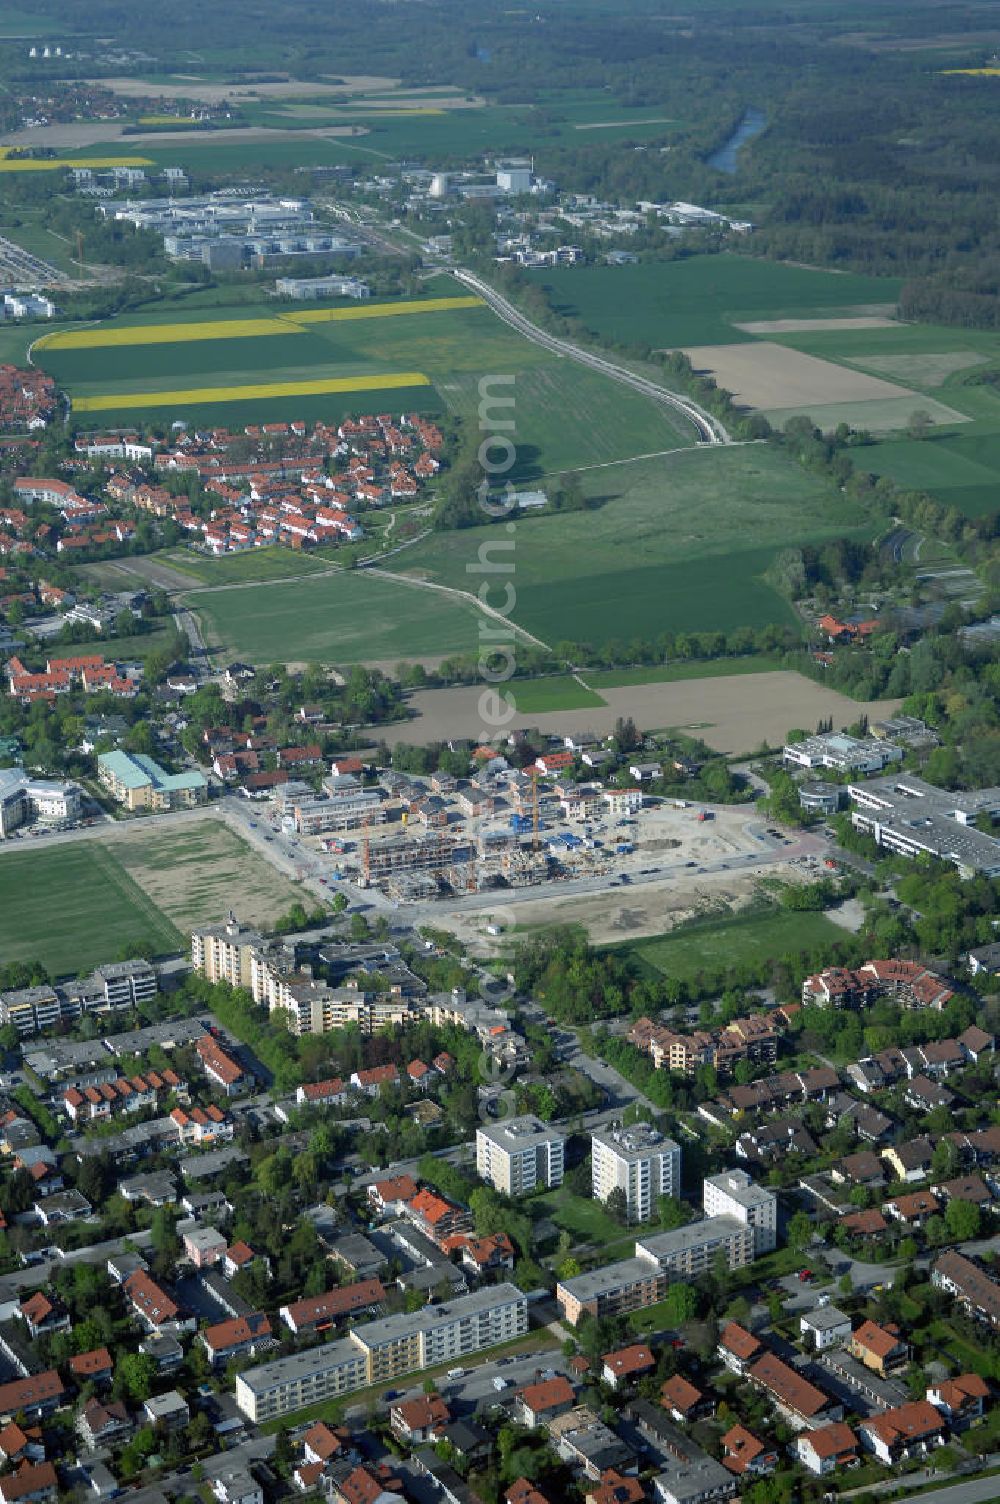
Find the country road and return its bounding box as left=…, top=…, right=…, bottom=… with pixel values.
left=452, top=267, right=731, bottom=445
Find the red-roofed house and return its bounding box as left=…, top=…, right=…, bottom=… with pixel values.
left=601, top=1344, right=655, bottom=1389
left=795, top=1423, right=860, bottom=1476
left=280, top=1280, right=385, bottom=1335
left=722, top=1424, right=777, bottom=1477
left=859, top=1401, right=946, bottom=1465
left=516, top=1376, right=576, bottom=1428
left=926, top=1374, right=990, bottom=1429
left=68, top=1348, right=114, bottom=1387
left=201, top=1312, right=274, bottom=1368
left=389, top=1393, right=450, bottom=1444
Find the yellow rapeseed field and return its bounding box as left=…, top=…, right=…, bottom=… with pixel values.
left=138, top=115, right=195, bottom=125
left=942, top=67, right=1000, bottom=75
left=73, top=372, right=431, bottom=412
left=0, top=156, right=154, bottom=173
left=37, top=295, right=484, bottom=351
left=294, top=295, right=484, bottom=324
left=38, top=317, right=297, bottom=351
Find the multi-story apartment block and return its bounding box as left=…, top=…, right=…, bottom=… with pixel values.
left=191, top=915, right=264, bottom=991
left=592, top=1122, right=681, bottom=1223
left=703, top=1170, right=777, bottom=1255
left=0, top=768, right=82, bottom=837
left=557, top=1217, right=753, bottom=1327
left=476, top=1116, right=565, bottom=1196
left=0, top=960, right=157, bottom=1037
left=98, top=750, right=207, bottom=812
left=235, top=1284, right=527, bottom=1422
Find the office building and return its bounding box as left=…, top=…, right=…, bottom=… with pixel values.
left=591, top=1122, right=681, bottom=1223
left=703, top=1170, right=777, bottom=1255
left=783, top=733, right=902, bottom=776
left=476, top=1116, right=565, bottom=1195
left=849, top=774, right=1000, bottom=877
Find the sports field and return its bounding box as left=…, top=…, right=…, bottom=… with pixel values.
left=35, top=284, right=690, bottom=468
left=0, top=842, right=181, bottom=976
left=398, top=446, right=870, bottom=642
left=190, top=568, right=497, bottom=664
left=616, top=908, right=844, bottom=982
left=529, top=256, right=902, bottom=349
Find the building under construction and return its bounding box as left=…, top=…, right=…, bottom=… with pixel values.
left=361, top=829, right=469, bottom=884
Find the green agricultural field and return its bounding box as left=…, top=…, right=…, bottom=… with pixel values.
left=528, top=256, right=902, bottom=349
left=0, top=842, right=181, bottom=976
left=190, top=568, right=494, bottom=664
left=616, top=908, right=843, bottom=984
left=506, top=676, right=607, bottom=712
left=400, top=446, right=870, bottom=642
left=34, top=289, right=691, bottom=467
left=861, top=432, right=1000, bottom=517
left=584, top=656, right=785, bottom=688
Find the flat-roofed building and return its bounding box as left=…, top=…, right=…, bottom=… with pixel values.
left=591, top=1122, right=681, bottom=1223
left=849, top=774, right=1000, bottom=877
left=476, top=1116, right=565, bottom=1196
left=191, top=914, right=264, bottom=991
left=703, top=1170, right=777, bottom=1255
left=235, top=1339, right=368, bottom=1425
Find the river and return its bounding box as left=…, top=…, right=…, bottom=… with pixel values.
left=707, top=106, right=767, bottom=173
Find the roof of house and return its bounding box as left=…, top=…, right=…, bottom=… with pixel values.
left=602, top=1344, right=655, bottom=1379
left=862, top=1401, right=945, bottom=1448
left=519, top=1376, right=575, bottom=1414
left=283, top=1279, right=385, bottom=1326
left=932, top=1373, right=990, bottom=1409
left=203, top=1312, right=272, bottom=1353
left=749, top=1352, right=832, bottom=1418
left=507, top=1480, right=552, bottom=1504
left=887, top=1190, right=940, bottom=1220
left=123, top=1269, right=179, bottom=1325
left=0, top=1463, right=57, bottom=1502
left=390, top=1394, right=450, bottom=1432
left=302, top=1421, right=346, bottom=1460
left=721, top=1424, right=768, bottom=1475
left=719, top=1322, right=762, bottom=1362
left=369, top=1174, right=418, bottom=1204
left=587, top=1470, right=644, bottom=1504
left=659, top=1375, right=703, bottom=1415
left=68, top=1347, right=113, bottom=1377
left=801, top=1422, right=858, bottom=1460
left=851, top=1320, right=905, bottom=1359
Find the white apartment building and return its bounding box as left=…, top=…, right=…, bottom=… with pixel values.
left=0, top=768, right=81, bottom=837
left=591, top=1122, right=681, bottom=1223
left=190, top=914, right=264, bottom=990
left=476, top=1116, right=565, bottom=1196
left=703, top=1169, right=777, bottom=1255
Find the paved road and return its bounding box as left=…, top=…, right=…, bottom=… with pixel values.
left=452, top=267, right=731, bottom=445
left=843, top=1466, right=1000, bottom=1504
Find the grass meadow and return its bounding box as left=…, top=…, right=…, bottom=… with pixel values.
left=0, top=842, right=181, bottom=975
left=614, top=908, right=844, bottom=983
left=191, top=568, right=492, bottom=663
left=399, top=446, right=869, bottom=642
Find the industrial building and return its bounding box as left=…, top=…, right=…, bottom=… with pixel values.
left=275, top=275, right=370, bottom=299
left=591, top=1122, right=681, bottom=1223
left=476, top=1116, right=565, bottom=1196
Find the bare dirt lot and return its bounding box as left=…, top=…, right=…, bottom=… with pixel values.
left=446, top=817, right=823, bottom=952
left=105, top=813, right=306, bottom=931
left=682, top=341, right=916, bottom=408
left=733, top=316, right=899, bottom=334
left=390, top=671, right=899, bottom=755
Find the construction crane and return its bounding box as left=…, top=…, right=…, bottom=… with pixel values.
left=531, top=768, right=540, bottom=852
left=361, top=811, right=373, bottom=886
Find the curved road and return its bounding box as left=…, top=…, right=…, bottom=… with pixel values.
left=453, top=268, right=731, bottom=446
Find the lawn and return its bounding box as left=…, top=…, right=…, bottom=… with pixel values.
left=190, top=568, right=495, bottom=664
left=532, top=1185, right=637, bottom=1257
left=584, top=657, right=785, bottom=689
left=505, top=676, right=607, bottom=712
left=615, top=908, right=844, bottom=983
left=400, top=446, right=870, bottom=642
left=528, top=256, right=902, bottom=349
left=0, top=842, right=181, bottom=976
